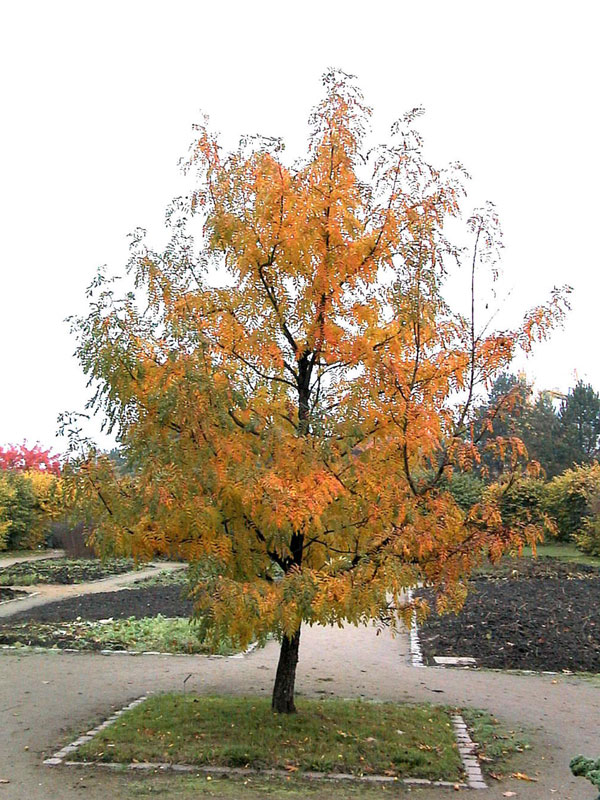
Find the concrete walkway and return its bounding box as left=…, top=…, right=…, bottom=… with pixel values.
left=0, top=562, right=185, bottom=618
left=0, top=623, right=598, bottom=800
left=0, top=549, right=64, bottom=569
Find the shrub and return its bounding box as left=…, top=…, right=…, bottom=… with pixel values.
left=0, top=474, right=14, bottom=550
left=447, top=472, right=485, bottom=511
left=499, top=477, right=550, bottom=530
left=546, top=463, right=600, bottom=545
left=0, top=470, right=63, bottom=551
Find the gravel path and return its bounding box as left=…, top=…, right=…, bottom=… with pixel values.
left=0, top=562, right=185, bottom=619
left=0, top=623, right=598, bottom=800
left=0, top=549, right=64, bottom=569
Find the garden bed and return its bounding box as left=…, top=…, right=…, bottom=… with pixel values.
left=72, top=694, right=464, bottom=781
left=0, top=585, right=235, bottom=654
left=0, top=616, right=233, bottom=654
left=4, top=584, right=194, bottom=622
left=0, top=558, right=136, bottom=586
left=418, top=557, right=600, bottom=672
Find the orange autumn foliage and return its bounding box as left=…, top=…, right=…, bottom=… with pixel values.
left=65, top=70, right=569, bottom=705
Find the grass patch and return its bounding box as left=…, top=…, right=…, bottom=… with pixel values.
left=74, top=694, right=463, bottom=781
left=134, top=569, right=189, bottom=588
left=523, top=542, right=600, bottom=567
left=0, top=557, right=136, bottom=586
left=0, top=616, right=236, bottom=655
left=461, top=709, right=531, bottom=779
left=124, top=772, right=419, bottom=797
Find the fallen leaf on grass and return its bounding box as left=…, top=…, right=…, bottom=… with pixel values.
left=284, top=765, right=298, bottom=772
left=511, top=772, right=538, bottom=782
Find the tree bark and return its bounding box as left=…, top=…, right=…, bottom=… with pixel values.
left=271, top=626, right=301, bottom=713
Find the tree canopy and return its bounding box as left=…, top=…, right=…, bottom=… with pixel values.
left=64, top=70, right=569, bottom=712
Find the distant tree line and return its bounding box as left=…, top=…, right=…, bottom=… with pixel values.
left=474, top=374, right=600, bottom=480
left=443, top=374, right=600, bottom=557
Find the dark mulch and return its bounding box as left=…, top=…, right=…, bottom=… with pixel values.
left=0, top=558, right=135, bottom=586
left=0, top=587, right=28, bottom=603
left=1, top=585, right=194, bottom=626
left=418, top=558, right=600, bottom=672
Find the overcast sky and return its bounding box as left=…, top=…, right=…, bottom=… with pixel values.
left=1, top=0, right=598, bottom=452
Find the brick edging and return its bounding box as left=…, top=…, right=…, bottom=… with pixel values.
left=452, top=714, right=487, bottom=789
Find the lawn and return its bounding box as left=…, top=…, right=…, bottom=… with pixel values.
left=523, top=541, right=600, bottom=567
left=0, top=557, right=137, bottom=586
left=73, top=694, right=463, bottom=781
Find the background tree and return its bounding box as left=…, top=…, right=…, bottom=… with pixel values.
left=64, top=70, right=568, bottom=713
left=473, top=372, right=532, bottom=479
left=558, top=381, right=600, bottom=465
left=522, top=390, right=564, bottom=478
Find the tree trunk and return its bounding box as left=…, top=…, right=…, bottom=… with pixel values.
left=271, top=627, right=301, bottom=713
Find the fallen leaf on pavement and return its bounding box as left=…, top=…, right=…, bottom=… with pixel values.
left=511, top=772, right=538, bottom=782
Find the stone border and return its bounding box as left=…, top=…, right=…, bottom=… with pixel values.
left=0, top=641, right=258, bottom=659
left=407, top=589, right=478, bottom=670
left=43, top=694, right=482, bottom=789
left=0, top=590, right=40, bottom=607
left=452, top=714, right=487, bottom=789
left=43, top=695, right=150, bottom=765
left=406, top=588, right=425, bottom=667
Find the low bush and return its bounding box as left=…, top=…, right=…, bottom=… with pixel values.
left=499, top=477, right=550, bottom=531
left=546, top=463, right=600, bottom=553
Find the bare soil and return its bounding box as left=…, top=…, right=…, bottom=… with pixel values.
left=0, top=584, right=193, bottom=625
left=0, top=558, right=135, bottom=586
left=418, top=557, right=600, bottom=672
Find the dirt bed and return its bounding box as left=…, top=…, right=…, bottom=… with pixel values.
left=0, top=558, right=135, bottom=586
left=1, top=584, right=194, bottom=624
left=418, top=558, right=600, bottom=672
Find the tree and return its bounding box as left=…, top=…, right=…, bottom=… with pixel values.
left=0, top=442, right=61, bottom=475
left=472, top=372, right=532, bottom=479
left=523, top=391, right=563, bottom=478
left=64, top=70, right=569, bottom=713
left=558, top=381, right=600, bottom=465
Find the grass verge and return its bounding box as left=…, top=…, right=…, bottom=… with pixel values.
left=134, top=569, right=189, bottom=587
left=461, top=708, right=531, bottom=780
left=0, top=616, right=236, bottom=655
left=73, top=694, right=463, bottom=781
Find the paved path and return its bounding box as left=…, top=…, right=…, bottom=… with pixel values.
left=0, top=623, right=598, bottom=800
left=0, top=549, right=64, bottom=569
left=0, top=562, right=185, bottom=618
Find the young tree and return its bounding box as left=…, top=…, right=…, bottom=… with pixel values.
left=64, top=70, right=568, bottom=712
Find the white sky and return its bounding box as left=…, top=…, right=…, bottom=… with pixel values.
left=1, top=0, right=598, bottom=453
